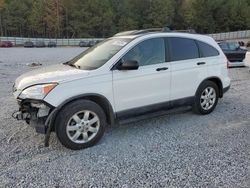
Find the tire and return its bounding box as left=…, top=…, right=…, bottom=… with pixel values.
left=192, top=81, right=219, bottom=115
left=55, top=100, right=106, bottom=150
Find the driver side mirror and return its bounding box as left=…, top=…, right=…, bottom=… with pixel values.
left=116, top=60, right=139, bottom=70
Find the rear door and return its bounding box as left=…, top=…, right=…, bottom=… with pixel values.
left=197, top=40, right=228, bottom=87
left=168, top=37, right=207, bottom=101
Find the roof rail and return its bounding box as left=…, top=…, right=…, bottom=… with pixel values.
left=174, top=29, right=196, bottom=34
left=113, top=27, right=196, bottom=36
left=114, top=30, right=139, bottom=37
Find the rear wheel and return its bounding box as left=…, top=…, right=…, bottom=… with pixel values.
left=55, top=100, right=106, bottom=150
left=193, top=81, right=219, bottom=115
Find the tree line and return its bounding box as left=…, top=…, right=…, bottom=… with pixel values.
left=1, top=0, right=250, bottom=38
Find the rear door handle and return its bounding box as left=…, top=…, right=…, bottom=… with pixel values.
left=156, top=67, right=168, bottom=71
left=197, top=62, right=206, bottom=65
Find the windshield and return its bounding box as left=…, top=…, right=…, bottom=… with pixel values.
left=69, top=38, right=132, bottom=70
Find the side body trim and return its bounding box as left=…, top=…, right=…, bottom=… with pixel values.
left=116, top=96, right=194, bottom=120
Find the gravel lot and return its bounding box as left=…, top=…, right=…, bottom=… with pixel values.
left=0, top=48, right=250, bottom=187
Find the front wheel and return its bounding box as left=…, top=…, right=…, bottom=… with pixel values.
left=193, top=81, right=219, bottom=115
left=55, top=100, right=106, bottom=150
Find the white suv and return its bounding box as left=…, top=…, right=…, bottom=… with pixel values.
left=13, top=29, right=231, bottom=150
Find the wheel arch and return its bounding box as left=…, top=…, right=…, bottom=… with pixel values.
left=51, top=94, right=116, bottom=129
left=197, top=77, right=223, bottom=98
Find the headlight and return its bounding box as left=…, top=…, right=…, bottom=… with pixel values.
left=19, top=83, right=57, bottom=100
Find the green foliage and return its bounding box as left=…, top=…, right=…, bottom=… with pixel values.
left=44, top=0, right=64, bottom=38
left=1, top=0, right=250, bottom=37
left=0, top=0, right=4, bottom=10
left=143, top=0, right=175, bottom=28
left=0, top=0, right=5, bottom=35
left=29, top=0, right=46, bottom=36
left=2, top=0, right=32, bottom=36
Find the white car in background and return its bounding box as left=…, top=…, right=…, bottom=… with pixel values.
left=244, top=52, right=250, bottom=69
left=13, top=28, right=231, bottom=150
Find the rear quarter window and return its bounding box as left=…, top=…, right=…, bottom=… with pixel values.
left=168, top=37, right=199, bottom=61
left=197, top=41, right=220, bottom=57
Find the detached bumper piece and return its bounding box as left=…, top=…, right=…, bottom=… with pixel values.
left=223, top=85, right=230, bottom=94
left=30, top=119, right=48, bottom=134
left=44, top=108, right=58, bottom=147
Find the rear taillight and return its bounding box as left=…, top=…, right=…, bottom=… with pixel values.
left=224, top=56, right=229, bottom=69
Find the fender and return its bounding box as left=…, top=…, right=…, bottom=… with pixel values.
left=53, top=93, right=116, bottom=125
left=44, top=93, right=116, bottom=147
left=196, top=77, right=223, bottom=98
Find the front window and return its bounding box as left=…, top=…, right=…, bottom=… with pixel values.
left=122, top=38, right=166, bottom=66
left=69, top=38, right=132, bottom=70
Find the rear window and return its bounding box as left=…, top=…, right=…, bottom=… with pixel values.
left=197, top=41, right=219, bottom=57
left=218, top=42, right=228, bottom=50
left=218, top=42, right=240, bottom=50
left=228, top=42, right=240, bottom=50
left=169, top=37, right=199, bottom=61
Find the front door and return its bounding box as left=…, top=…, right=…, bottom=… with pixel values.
left=112, top=38, right=171, bottom=117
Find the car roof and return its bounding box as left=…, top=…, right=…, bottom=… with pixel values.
left=113, top=28, right=194, bottom=38
left=111, top=30, right=220, bottom=52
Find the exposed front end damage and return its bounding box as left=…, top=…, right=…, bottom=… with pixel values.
left=12, top=99, right=56, bottom=146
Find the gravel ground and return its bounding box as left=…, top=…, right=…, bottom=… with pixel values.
left=0, top=48, right=250, bottom=187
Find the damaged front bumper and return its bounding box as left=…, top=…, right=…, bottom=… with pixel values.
left=12, top=99, right=54, bottom=134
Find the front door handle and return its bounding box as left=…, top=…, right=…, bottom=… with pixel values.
left=156, top=67, right=168, bottom=71
left=197, top=62, right=206, bottom=65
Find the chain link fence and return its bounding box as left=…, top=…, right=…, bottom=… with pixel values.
left=0, top=37, right=103, bottom=46
left=208, top=30, right=250, bottom=41
left=1, top=30, right=250, bottom=46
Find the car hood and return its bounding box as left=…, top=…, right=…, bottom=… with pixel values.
left=14, top=64, right=90, bottom=91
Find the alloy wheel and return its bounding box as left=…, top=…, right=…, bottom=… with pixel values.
left=200, top=87, right=216, bottom=111
left=66, top=110, right=100, bottom=144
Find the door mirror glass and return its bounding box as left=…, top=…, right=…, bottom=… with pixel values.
left=117, top=60, right=139, bottom=70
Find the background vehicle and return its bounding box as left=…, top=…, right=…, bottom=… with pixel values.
left=79, top=40, right=90, bottom=47
left=0, top=41, right=13, bottom=47
left=89, top=40, right=96, bottom=47
left=218, top=41, right=247, bottom=67
left=35, top=41, right=46, bottom=48
left=48, top=41, right=57, bottom=47
left=13, top=28, right=230, bottom=150
left=95, top=39, right=103, bottom=44
left=24, top=41, right=34, bottom=48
